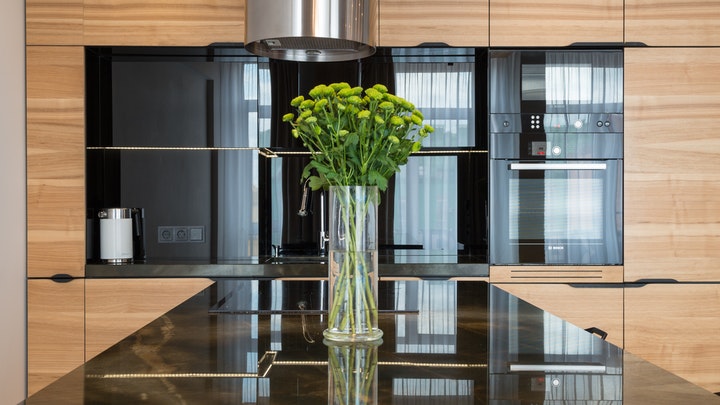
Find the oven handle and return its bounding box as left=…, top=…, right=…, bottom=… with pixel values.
left=509, top=163, right=607, bottom=170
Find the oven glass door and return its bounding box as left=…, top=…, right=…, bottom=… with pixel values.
left=490, top=160, right=622, bottom=265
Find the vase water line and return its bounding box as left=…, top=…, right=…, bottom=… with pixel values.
left=324, top=186, right=383, bottom=342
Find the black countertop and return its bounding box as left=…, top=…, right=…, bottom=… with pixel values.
left=24, top=280, right=720, bottom=404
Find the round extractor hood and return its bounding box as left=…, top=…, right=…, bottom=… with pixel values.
left=244, top=0, right=378, bottom=62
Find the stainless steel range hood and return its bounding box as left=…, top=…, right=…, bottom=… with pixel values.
left=244, top=0, right=377, bottom=62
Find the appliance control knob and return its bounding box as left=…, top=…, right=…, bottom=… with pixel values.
left=597, top=120, right=604, bottom=127
left=503, top=120, right=510, bottom=128
left=552, top=146, right=562, bottom=156
left=604, top=121, right=611, bottom=127
left=573, top=120, right=583, bottom=129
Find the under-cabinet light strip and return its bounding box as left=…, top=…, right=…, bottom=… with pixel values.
left=87, top=361, right=488, bottom=379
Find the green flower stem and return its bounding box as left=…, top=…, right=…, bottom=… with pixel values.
left=326, top=187, right=378, bottom=338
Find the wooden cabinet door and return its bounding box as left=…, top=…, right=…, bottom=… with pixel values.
left=625, top=283, right=720, bottom=393
left=489, top=0, right=623, bottom=46
left=494, top=283, right=624, bottom=348
left=26, top=0, right=84, bottom=45
left=83, top=0, right=244, bottom=46
left=85, top=278, right=214, bottom=359
left=626, top=0, right=720, bottom=46
left=379, top=0, right=488, bottom=46
left=624, top=48, right=720, bottom=282
left=27, top=279, right=85, bottom=396
left=26, top=46, right=86, bottom=278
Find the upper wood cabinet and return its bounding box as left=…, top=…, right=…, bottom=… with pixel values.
left=378, top=0, right=488, bottom=47
left=26, top=46, right=86, bottom=278
left=83, top=0, right=245, bottom=46
left=624, top=48, right=720, bottom=282
left=625, top=283, right=720, bottom=393
left=626, top=0, right=720, bottom=46
left=489, top=0, right=623, bottom=47
left=26, top=0, right=84, bottom=45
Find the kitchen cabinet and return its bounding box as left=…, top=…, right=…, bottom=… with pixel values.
left=83, top=0, right=245, bottom=46
left=26, top=46, right=86, bottom=279
left=378, top=0, right=488, bottom=46
left=26, top=0, right=83, bottom=45
left=626, top=0, right=720, bottom=46
left=27, top=279, right=85, bottom=397
left=624, top=47, right=720, bottom=282
left=625, top=283, right=720, bottom=393
left=492, top=282, right=624, bottom=348
left=85, top=278, right=214, bottom=359
left=489, top=0, right=623, bottom=47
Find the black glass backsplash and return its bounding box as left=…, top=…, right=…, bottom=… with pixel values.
left=85, top=46, right=489, bottom=264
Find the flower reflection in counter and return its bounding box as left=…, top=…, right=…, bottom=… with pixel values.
left=325, top=339, right=382, bottom=405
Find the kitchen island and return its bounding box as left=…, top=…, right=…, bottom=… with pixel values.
left=23, top=279, right=720, bottom=404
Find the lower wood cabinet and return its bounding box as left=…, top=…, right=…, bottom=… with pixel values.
left=27, top=277, right=214, bottom=395
left=493, top=282, right=624, bottom=348
left=625, top=283, right=720, bottom=394
left=27, top=278, right=85, bottom=397
left=85, top=278, right=214, bottom=359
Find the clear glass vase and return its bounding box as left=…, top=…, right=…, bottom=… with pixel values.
left=323, top=186, right=383, bottom=342
left=326, top=339, right=381, bottom=405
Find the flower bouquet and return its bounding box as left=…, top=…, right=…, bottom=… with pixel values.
left=283, top=82, right=433, bottom=341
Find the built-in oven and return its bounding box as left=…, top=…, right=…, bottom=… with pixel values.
left=488, top=49, right=623, bottom=266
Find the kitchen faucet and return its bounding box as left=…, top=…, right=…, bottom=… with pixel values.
left=298, top=178, right=329, bottom=256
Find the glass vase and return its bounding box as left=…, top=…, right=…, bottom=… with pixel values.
left=323, top=186, right=383, bottom=342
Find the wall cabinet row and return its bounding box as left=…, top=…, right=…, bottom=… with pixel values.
left=29, top=0, right=720, bottom=48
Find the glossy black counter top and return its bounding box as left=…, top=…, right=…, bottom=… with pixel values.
left=24, top=280, right=720, bottom=404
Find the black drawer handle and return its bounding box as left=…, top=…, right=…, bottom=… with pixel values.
left=584, top=327, right=608, bottom=340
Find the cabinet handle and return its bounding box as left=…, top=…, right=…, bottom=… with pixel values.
left=510, top=163, right=607, bottom=171
left=50, top=274, right=75, bottom=283
left=584, top=327, right=608, bottom=340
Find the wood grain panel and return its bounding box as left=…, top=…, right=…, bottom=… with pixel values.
left=489, top=0, right=623, bottom=46
left=27, top=279, right=85, bottom=396
left=83, top=0, right=244, bottom=46
left=624, top=48, right=720, bottom=282
left=379, top=0, right=488, bottom=46
left=26, top=46, right=86, bottom=278
left=85, top=278, right=214, bottom=359
left=26, top=0, right=84, bottom=45
left=626, top=0, right=720, bottom=46
left=490, top=266, right=623, bottom=283
left=494, top=283, right=623, bottom=347
left=625, top=283, right=720, bottom=393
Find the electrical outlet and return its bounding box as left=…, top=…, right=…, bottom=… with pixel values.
left=158, top=226, right=205, bottom=243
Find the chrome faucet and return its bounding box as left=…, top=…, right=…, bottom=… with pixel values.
left=298, top=178, right=329, bottom=256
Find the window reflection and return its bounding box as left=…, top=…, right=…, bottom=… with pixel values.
left=394, top=280, right=457, bottom=354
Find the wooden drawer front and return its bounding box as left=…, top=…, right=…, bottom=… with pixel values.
left=26, top=0, right=84, bottom=45
left=624, top=48, right=720, bottom=282
left=85, top=278, right=214, bottom=359
left=625, top=283, right=720, bottom=393
left=490, top=266, right=623, bottom=283
left=26, top=46, right=86, bottom=278
left=494, top=283, right=623, bottom=347
left=27, top=279, right=85, bottom=396
left=626, top=0, right=720, bottom=46
left=83, top=0, right=244, bottom=46
left=489, top=0, right=623, bottom=46
left=379, top=0, right=488, bottom=46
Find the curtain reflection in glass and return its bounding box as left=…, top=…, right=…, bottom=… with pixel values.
left=394, top=280, right=457, bottom=354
